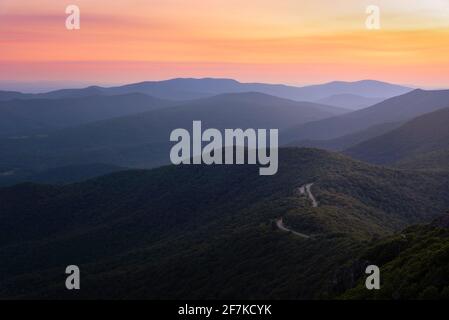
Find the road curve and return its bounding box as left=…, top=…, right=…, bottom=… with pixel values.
left=305, top=183, right=318, bottom=208
left=275, top=183, right=318, bottom=239
left=276, top=218, right=310, bottom=239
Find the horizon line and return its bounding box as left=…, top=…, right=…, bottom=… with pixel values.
left=0, top=77, right=434, bottom=94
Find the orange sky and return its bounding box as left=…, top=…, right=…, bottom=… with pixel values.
left=1, top=0, right=449, bottom=90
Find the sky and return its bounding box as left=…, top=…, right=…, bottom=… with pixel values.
left=1, top=0, right=449, bottom=91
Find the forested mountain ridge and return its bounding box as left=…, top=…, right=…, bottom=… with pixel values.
left=341, top=213, right=449, bottom=300
left=1, top=148, right=449, bottom=299
left=346, top=107, right=449, bottom=165
left=282, top=89, right=449, bottom=142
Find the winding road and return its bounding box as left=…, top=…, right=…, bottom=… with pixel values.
left=276, top=218, right=311, bottom=239
left=305, top=183, right=318, bottom=208
left=275, top=183, right=317, bottom=239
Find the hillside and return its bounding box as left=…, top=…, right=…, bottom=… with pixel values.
left=346, top=107, right=449, bottom=165
left=0, top=93, right=174, bottom=137
left=1, top=148, right=449, bottom=299
left=0, top=163, right=124, bottom=187
left=0, top=92, right=347, bottom=176
left=341, top=214, right=449, bottom=300
left=282, top=89, right=449, bottom=142
left=0, top=90, right=34, bottom=100
left=287, top=122, right=401, bottom=151
left=316, top=94, right=386, bottom=110
left=395, top=148, right=449, bottom=171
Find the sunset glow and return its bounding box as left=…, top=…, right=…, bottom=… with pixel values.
left=1, top=0, right=449, bottom=89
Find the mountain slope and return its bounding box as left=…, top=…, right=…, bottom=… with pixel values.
left=0, top=90, right=34, bottom=100
left=282, top=89, right=449, bottom=142
left=346, top=107, right=449, bottom=165
left=0, top=93, right=174, bottom=137
left=341, top=214, right=449, bottom=300
left=0, top=163, right=124, bottom=187
left=1, top=148, right=449, bottom=299
left=395, top=148, right=449, bottom=171
left=316, top=94, right=386, bottom=110
left=0, top=92, right=347, bottom=172
left=287, top=122, right=401, bottom=151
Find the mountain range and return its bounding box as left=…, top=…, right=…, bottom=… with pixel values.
left=0, top=77, right=448, bottom=300
left=283, top=89, right=449, bottom=143
left=346, top=107, right=449, bottom=165
left=0, top=92, right=347, bottom=183
left=0, top=78, right=411, bottom=107
left=0, top=82, right=447, bottom=187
